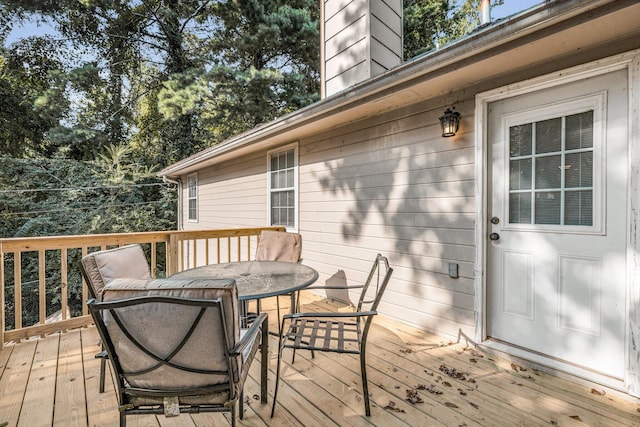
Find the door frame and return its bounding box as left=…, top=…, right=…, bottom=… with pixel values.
left=474, top=50, right=640, bottom=395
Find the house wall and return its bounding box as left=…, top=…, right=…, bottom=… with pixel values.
left=181, top=94, right=479, bottom=339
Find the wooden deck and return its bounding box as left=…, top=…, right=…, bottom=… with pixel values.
left=1, top=292, right=639, bottom=427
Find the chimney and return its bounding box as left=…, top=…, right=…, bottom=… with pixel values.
left=480, top=0, right=491, bottom=26
left=321, top=0, right=403, bottom=98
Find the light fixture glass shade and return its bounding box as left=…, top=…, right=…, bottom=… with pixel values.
left=439, top=108, right=461, bottom=137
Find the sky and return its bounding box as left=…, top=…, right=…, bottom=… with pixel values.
left=492, top=0, right=544, bottom=19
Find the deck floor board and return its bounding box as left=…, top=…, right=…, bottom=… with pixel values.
left=1, top=292, right=639, bottom=426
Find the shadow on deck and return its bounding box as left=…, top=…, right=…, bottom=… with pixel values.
left=1, top=292, right=639, bottom=426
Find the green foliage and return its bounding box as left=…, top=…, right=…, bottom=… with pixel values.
left=201, top=0, right=320, bottom=140
left=0, top=156, right=175, bottom=238
left=403, top=0, right=505, bottom=59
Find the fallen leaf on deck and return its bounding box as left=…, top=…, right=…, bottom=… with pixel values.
left=590, top=388, right=606, bottom=396
left=510, top=362, right=527, bottom=372
left=383, top=401, right=406, bottom=413
left=445, top=402, right=459, bottom=408
left=439, top=364, right=473, bottom=382
left=469, top=402, right=479, bottom=409
left=400, top=348, right=413, bottom=354
left=569, top=415, right=582, bottom=421
left=405, top=389, right=424, bottom=404
left=458, top=388, right=467, bottom=396
left=417, top=384, right=443, bottom=395
left=469, top=358, right=477, bottom=363
left=443, top=381, right=452, bottom=387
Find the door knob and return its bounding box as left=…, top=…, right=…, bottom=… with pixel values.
left=490, top=216, right=500, bottom=224
left=489, top=233, right=500, bottom=241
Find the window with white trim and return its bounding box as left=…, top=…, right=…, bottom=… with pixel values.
left=187, top=174, right=198, bottom=222
left=268, top=144, right=298, bottom=230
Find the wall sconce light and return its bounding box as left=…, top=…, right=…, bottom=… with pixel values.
left=439, top=107, right=461, bottom=137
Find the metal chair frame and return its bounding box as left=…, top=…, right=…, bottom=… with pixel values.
left=88, top=295, right=268, bottom=427
left=271, top=254, right=393, bottom=417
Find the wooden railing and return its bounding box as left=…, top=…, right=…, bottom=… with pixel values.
left=0, top=226, right=284, bottom=349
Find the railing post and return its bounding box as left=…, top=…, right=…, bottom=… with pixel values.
left=167, top=234, right=179, bottom=276
left=1, top=242, right=4, bottom=350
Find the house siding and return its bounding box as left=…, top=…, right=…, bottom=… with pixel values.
left=181, top=96, right=477, bottom=338
left=299, top=98, right=477, bottom=338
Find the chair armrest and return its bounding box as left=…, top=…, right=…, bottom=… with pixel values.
left=230, top=312, right=268, bottom=356
left=283, top=310, right=377, bottom=320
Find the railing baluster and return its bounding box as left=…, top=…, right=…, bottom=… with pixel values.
left=193, top=239, right=198, bottom=268
left=61, top=248, right=68, bottom=322
left=1, top=245, right=4, bottom=349
left=15, top=251, right=22, bottom=332
left=82, top=247, right=88, bottom=316
left=151, top=242, right=157, bottom=278
left=39, top=250, right=45, bottom=335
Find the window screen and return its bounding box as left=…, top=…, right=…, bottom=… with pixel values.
left=509, top=111, right=593, bottom=226
left=269, top=148, right=296, bottom=228
left=187, top=174, right=197, bottom=221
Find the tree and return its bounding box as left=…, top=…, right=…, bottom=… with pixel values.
left=403, top=0, right=504, bottom=60
left=188, top=0, right=320, bottom=142
left=0, top=36, right=68, bottom=157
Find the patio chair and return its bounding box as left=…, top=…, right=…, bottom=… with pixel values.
left=271, top=254, right=393, bottom=417
left=79, top=244, right=152, bottom=392
left=255, top=229, right=302, bottom=263
left=254, top=230, right=302, bottom=325
left=87, top=277, right=268, bottom=427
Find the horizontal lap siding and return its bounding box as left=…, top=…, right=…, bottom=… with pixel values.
left=298, top=99, right=476, bottom=338
left=186, top=152, right=266, bottom=230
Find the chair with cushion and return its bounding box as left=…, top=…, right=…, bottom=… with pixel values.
left=88, top=277, right=268, bottom=427
left=79, top=244, right=152, bottom=392
left=271, top=253, right=393, bottom=417
left=254, top=230, right=302, bottom=323
left=255, top=230, right=302, bottom=263
left=80, top=244, right=152, bottom=300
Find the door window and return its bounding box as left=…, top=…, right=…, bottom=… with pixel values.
left=507, top=107, right=598, bottom=230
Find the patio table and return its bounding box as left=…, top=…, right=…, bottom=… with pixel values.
left=172, top=260, right=319, bottom=326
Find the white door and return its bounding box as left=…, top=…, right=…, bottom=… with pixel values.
left=487, top=69, right=628, bottom=378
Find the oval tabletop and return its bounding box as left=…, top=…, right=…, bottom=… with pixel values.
left=172, top=260, right=319, bottom=300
